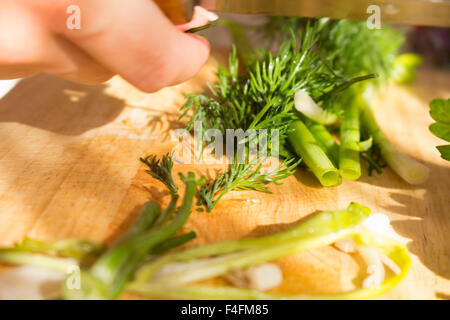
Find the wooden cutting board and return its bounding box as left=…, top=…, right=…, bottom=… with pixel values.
left=0, top=54, right=448, bottom=300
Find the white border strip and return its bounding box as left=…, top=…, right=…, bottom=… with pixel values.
left=0, top=79, right=21, bottom=99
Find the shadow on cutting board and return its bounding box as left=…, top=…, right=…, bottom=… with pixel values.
left=0, top=74, right=175, bottom=245
left=376, top=159, right=450, bottom=281
left=0, top=74, right=125, bottom=136
left=0, top=75, right=125, bottom=135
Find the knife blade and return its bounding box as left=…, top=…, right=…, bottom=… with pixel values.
left=173, top=0, right=450, bottom=27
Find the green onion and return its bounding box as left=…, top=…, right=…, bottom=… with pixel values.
left=129, top=203, right=411, bottom=300
left=294, top=89, right=338, bottom=125
left=288, top=120, right=341, bottom=186
left=6, top=238, right=105, bottom=262
left=134, top=203, right=369, bottom=283
left=91, top=173, right=198, bottom=299
left=118, top=201, right=161, bottom=242
left=87, top=201, right=162, bottom=298
left=360, top=104, right=429, bottom=184
left=150, top=232, right=196, bottom=256
left=0, top=250, right=76, bottom=273
left=339, top=102, right=362, bottom=180
left=304, top=120, right=339, bottom=165
left=153, top=195, right=179, bottom=227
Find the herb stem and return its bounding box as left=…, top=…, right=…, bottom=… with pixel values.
left=0, top=250, right=76, bottom=273
left=305, top=120, right=339, bottom=165
left=339, top=102, right=362, bottom=180
left=128, top=203, right=410, bottom=300
left=135, top=203, right=369, bottom=282
left=360, top=103, right=429, bottom=184
left=150, top=232, right=196, bottom=256
left=88, top=202, right=162, bottom=298
left=288, top=120, right=341, bottom=186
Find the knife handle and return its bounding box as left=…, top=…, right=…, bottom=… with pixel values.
left=154, top=0, right=196, bottom=24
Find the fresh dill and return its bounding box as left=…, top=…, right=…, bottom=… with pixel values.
left=180, top=21, right=373, bottom=144
left=140, top=154, right=178, bottom=195
left=198, top=156, right=300, bottom=212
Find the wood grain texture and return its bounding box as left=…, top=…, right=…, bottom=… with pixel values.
left=0, top=56, right=448, bottom=299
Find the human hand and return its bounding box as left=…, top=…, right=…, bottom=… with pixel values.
left=0, top=0, right=211, bottom=92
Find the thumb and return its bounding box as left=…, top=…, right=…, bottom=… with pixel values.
left=50, top=0, right=210, bottom=92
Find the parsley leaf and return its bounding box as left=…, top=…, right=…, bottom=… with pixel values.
left=429, top=98, right=450, bottom=161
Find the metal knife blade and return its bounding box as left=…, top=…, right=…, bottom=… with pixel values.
left=195, top=0, right=450, bottom=27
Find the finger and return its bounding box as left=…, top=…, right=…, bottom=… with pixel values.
left=44, top=0, right=210, bottom=92
left=49, top=36, right=114, bottom=85
left=0, top=1, right=54, bottom=78
left=0, top=1, right=112, bottom=83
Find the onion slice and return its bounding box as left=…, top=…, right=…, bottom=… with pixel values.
left=294, top=89, right=338, bottom=125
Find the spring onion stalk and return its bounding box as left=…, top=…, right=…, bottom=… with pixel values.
left=0, top=231, right=193, bottom=279
left=153, top=195, right=179, bottom=227
left=0, top=238, right=106, bottom=273
left=0, top=251, right=77, bottom=273
left=117, top=201, right=161, bottom=243
left=5, top=238, right=105, bottom=262
left=0, top=171, right=199, bottom=300
left=288, top=120, right=341, bottom=186
left=305, top=120, right=340, bottom=165
left=86, top=201, right=161, bottom=295
left=150, top=232, right=197, bottom=256
left=360, top=104, right=429, bottom=184
left=129, top=203, right=411, bottom=300
left=134, top=203, right=369, bottom=282
left=147, top=229, right=358, bottom=286
left=339, top=103, right=362, bottom=180
left=294, top=89, right=338, bottom=125
left=84, top=173, right=198, bottom=299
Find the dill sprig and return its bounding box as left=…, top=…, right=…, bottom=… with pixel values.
left=140, top=154, right=178, bottom=195
left=318, top=19, right=404, bottom=83
left=140, top=153, right=299, bottom=212
left=198, top=156, right=300, bottom=212
left=259, top=18, right=404, bottom=83
left=180, top=21, right=372, bottom=144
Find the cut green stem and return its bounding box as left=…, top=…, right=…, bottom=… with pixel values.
left=10, top=238, right=105, bottom=262
left=288, top=120, right=341, bottom=186
left=128, top=203, right=410, bottom=300
left=0, top=250, right=77, bottom=273
left=135, top=203, right=369, bottom=282
left=119, top=202, right=161, bottom=243
left=360, top=104, right=429, bottom=184
left=84, top=173, right=199, bottom=299
left=86, top=201, right=161, bottom=298
left=339, top=102, right=362, bottom=180
left=153, top=195, right=179, bottom=227
left=150, top=232, right=196, bottom=256
left=304, top=120, right=339, bottom=165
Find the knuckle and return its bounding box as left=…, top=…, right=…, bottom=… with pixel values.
left=133, top=57, right=177, bottom=93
